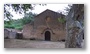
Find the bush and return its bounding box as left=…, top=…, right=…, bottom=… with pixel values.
left=15, top=26, right=23, bottom=30
left=4, top=24, right=15, bottom=29
left=58, top=18, right=66, bottom=23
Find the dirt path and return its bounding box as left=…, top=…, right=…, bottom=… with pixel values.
left=4, top=39, right=65, bottom=48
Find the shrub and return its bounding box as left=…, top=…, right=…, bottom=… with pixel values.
left=15, top=26, right=23, bottom=30
left=58, top=18, right=66, bottom=23
left=4, top=24, right=15, bottom=29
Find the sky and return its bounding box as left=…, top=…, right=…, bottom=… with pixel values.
left=11, top=4, right=69, bottom=19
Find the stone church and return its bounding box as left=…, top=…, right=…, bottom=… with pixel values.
left=23, top=9, right=66, bottom=41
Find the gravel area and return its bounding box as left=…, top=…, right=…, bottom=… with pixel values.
left=4, top=39, right=65, bottom=48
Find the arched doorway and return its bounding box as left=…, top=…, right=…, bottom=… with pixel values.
left=45, top=31, right=51, bottom=41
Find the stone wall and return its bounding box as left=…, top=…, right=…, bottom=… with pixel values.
left=4, top=28, right=21, bottom=39
left=23, top=23, right=34, bottom=39
left=9, top=31, right=16, bottom=39
left=23, top=24, right=66, bottom=41
left=4, top=28, right=10, bottom=38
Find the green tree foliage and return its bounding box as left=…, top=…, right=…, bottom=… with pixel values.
left=4, top=12, right=36, bottom=30
left=4, top=4, right=33, bottom=20
left=22, top=12, right=36, bottom=25
left=58, top=18, right=66, bottom=23
left=58, top=18, right=66, bottom=30
left=4, top=4, right=46, bottom=30
left=4, top=20, right=15, bottom=29
left=4, top=4, right=46, bottom=20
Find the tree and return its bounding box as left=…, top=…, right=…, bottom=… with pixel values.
left=21, top=12, right=37, bottom=25
left=4, top=4, right=33, bottom=20
left=64, top=4, right=72, bottom=15
left=4, top=4, right=46, bottom=20
left=65, top=4, right=84, bottom=48
left=4, top=12, right=36, bottom=30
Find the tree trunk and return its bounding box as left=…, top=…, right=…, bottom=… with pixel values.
left=65, top=4, right=84, bottom=48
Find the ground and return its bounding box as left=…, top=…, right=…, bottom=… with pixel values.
left=4, top=39, right=65, bottom=48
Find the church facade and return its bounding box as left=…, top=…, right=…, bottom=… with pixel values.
left=23, top=9, right=66, bottom=41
